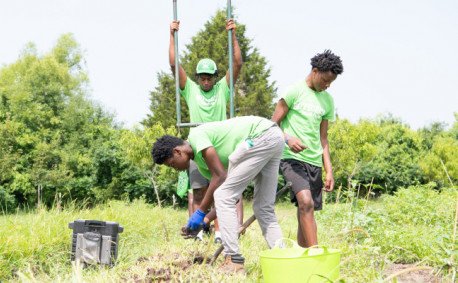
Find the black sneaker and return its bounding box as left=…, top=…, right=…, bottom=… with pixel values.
left=203, top=224, right=212, bottom=235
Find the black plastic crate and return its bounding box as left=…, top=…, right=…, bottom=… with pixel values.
left=69, top=219, right=124, bottom=267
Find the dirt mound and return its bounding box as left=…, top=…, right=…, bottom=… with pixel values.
left=124, top=252, right=213, bottom=282
left=383, top=263, right=439, bottom=282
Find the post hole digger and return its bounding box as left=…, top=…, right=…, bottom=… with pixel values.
left=171, top=0, right=245, bottom=243
left=180, top=182, right=292, bottom=265
left=161, top=1, right=288, bottom=271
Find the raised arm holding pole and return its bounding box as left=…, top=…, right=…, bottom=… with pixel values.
left=171, top=0, right=187, bottom=130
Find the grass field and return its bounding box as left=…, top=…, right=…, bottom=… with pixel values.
left=1, top=184, right=456, bottom=282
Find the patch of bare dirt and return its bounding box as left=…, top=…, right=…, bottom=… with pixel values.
left=383, top=263, right=440, bottom=283
left=123, top=252, right=213, bottom=282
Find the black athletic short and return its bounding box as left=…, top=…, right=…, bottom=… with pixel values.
left=280, top=159, right=323, bottom=211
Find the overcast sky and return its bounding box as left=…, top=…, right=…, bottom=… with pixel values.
left=1, top=0, right=457, bottom=129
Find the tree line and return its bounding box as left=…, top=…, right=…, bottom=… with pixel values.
left=1, top=10, right=456, bottom=211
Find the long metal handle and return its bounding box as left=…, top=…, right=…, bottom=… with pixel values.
left=176, top=122, right=204, bottom=128
left=227, top=0, right=234, bottom=118
left=173, top=0, right=181, bottom=132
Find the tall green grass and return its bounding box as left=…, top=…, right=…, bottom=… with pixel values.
left=0, top=184, right=456, bottom=282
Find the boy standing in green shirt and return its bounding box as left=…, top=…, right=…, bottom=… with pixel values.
left=169, top=19, right=243, bottom=242
left=271, top=50, right=343, bottom=248
left=152, top=116, right=285, bottom=274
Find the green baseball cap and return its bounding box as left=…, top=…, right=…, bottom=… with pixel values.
left=196, top=58, right=217, bottom=75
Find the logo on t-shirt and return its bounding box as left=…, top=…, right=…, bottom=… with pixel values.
left=293, top=102, right=325, bottom=119
left=197, top=93, right=218, bottom=107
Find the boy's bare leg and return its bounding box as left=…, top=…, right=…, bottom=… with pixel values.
left=192, top=186, right=208, bottom=213
left=296, top=190, right=317, bottom=247
left=188, top=191, right=193, bottom=217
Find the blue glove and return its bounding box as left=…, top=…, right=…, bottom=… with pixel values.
left=187, top=208, right=207, bottom=230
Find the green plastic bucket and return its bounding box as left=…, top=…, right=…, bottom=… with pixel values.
left=260, top=239, right=340, bottom=283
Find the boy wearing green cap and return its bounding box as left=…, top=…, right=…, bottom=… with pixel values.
left=169, top=19, right=243, bottom=242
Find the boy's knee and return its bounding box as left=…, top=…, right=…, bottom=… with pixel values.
left=193, top=187, right=207, bottom=201
left=253, top=205, right=274, bottom=218
left=296, top=192, right=314, bottom=214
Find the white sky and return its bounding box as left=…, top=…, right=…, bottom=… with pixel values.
left=1, top=0, right=457, bottom=129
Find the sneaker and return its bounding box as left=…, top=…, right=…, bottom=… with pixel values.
left=217, top=255, right=245, bottom=275
left=214, top=231, right=222, bottom=244
left=195, top=230, right=203, bottom=242
left=203, top=224, right=211, bottom=235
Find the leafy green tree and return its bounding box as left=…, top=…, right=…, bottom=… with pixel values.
left=449, top=112, right=458, bottom=140
left=328, top=115, right=430, bottom=194
left=420, top=136, right=458, bottom=187
left=143, top=9, right=277, bottom=132
left=120, top=124, right=181, bottom=207
left=30, top=136, right=72, bottom=209
left=419, top=121, right=447, bottom=150
left=0, top=34, right=138, bottom=209
left=328, top=118, right=380, bottom=188
left=357, top=121, right=425, bottom=192
left=419, top=114, right=458, bottom=187
left=0, top=36, right=83, bottom=207
left=0, top=115, right=20, bottom=208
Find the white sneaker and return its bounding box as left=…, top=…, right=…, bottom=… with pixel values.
left=195, top=230, right=203, bottom=242
left=214, top=231, right=222, bottom=244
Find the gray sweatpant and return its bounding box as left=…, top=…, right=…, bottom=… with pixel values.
left=214, top=125, right=284, bottom=257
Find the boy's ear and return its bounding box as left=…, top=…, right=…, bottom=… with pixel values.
left=173, top=147, right=181, bottom=156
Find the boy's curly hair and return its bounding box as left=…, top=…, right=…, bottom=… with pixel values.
left=311, top=50, right=343, bottom=75
left=151, top=135, right=184, bottom=164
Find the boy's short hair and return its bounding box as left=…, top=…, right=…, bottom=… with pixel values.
left=152, top=135, right=184, bottom=164
left=311, top=50, right=344, bottom=75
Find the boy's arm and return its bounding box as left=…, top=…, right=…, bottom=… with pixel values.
left=320, top=119, right=334, bottom=192
left=169, top=21, right=187, bottom=90
left=187, top=146, right=226, bottom=230
left=271, top=99, right=306, bottom=153
left=225, top=19, right=243, bottom=85
left=199, top=146, right=227, bottom=212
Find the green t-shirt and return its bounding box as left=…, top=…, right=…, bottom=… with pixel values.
left=280, top=79, right=335, bottom=167
left=180, top=77, right=230, bottom=123
left=188, top=116, right=275, bottom=179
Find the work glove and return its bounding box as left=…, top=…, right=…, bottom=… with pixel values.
left=187, top=208, right=207, bottom=230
